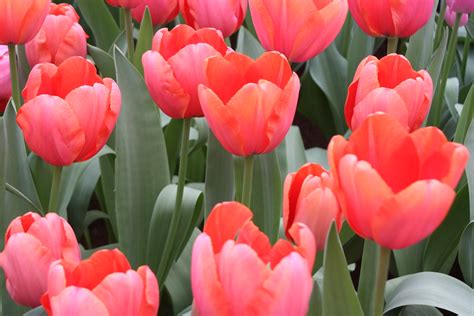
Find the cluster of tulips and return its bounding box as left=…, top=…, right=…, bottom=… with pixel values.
left=0, top=0, right=473, bottom=315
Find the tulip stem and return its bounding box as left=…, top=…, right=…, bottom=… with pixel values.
left=429, top=13, right=461, bottom=127
left=123, top=8, right=134, bottom=60
left=157, top=118, right=192, bottom=286
left=8, top=45, right=21, bottom=110
left=48, top=166, right=63, bottom=213
left=461, top=36, right=470, bottom=84
left=241, top=155, right=254, bottom=207
left=387, top=37, right=398, bottom=54
left=372, top=246, right=391, bottom=316
left=434, top=0, right=447, bottom=49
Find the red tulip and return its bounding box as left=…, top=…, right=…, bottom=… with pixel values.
left=25, top=4, right=88, bottom=67
left=179, top=0, right=247, bottom=38
left=192, top=202, right=314, bottom=315
left=199, top=51, right=300, bottom=156
left=131, top=0, right=179, bottom=26
left=249, top=0, right=348, bottom=63
left=142, top=24, right=228, bottom=118
left=345, top=54, right=433, bottom=132
left=447, top=0, right=474, bottom=13
left=328, top=114, right=469, bottom=249
left=445, top=5, right=469, bottom=27
left=349, top=0, right=435, bottom=38
left=0, top=0, right=51, bottom=45
left=17, top=57, right=121, bottom=166
left=41, top=249, right=159, bottom=316
left=106, top=0, right=145, bottom=9
left=0, top=212, right=80, bottom=307
left=283, top=163, right=342, bottom=252
left=0, top=45, right=11, bottom=112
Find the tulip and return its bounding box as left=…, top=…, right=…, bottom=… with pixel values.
left=199, top=51, right=300, bottom=157
left=445, top=6, right=469, bottom=27
left=131, top=0, right=179, bottom=26
left=283, top=163, right=342, bottom=251
left=25, top=4, right=88, bottom=67
left=348, top=0, right=435, bottom=38
left=0, top=0, right=51, bottom=45
left=17, top=57, right=121, bottom=166
left=328, top=114, right=469, bottom=249
left=345, top=54, right=433, bottom=132
left=142, top=24, right=228, bottom=119
left=192, top=202, right=314, bottom=315
left=106, top=0, right=145, bottom=9
left=447, top=0, right=474, bottom=13
left=0, top=45, right=11, bottom=112
left=0, top=212, right=80, bottom=307
left=249, top=0, right=348, bottom=63
left=41, top=249, right=159, bottom=316
left=179, top=0, right=247, bottom=38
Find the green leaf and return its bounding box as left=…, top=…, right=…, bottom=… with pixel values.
left=88, top=45, right=116, bottom=79
left=384, top=272, right=473, bottom=315
left=428, top=29, right=449, bottom=93
left=305, top=147, right=329, bottom=170
left=454, top=86, right=474, bottom=143
left=99, top=154, right=117, bottom=236
left=164, top=119, right=184, bottom=177
left=323, top=223, right=363, bottom=316
left=133, top=7, right=153, bottom=74
left=76, top=0, right=120, bottom=50
left=277, top=126, right=307, bottom=177
left=357, top=240, right=380, bottom=315
left=466, top=120, right=474, bottom=221
left=23, top=306, right=47, bottom=316
left=236, top=27, right=265, bottom=59
left=347, top=24, right=375, bottom=79
left=458, top=221, right=474, bottom=286
left=114, top=47, right=170, bottom=267
left=394, top=240, right=426, bottom=276
left=400, top=305, right=442, bottom=316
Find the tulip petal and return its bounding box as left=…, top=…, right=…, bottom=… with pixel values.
left=53, top=56, right=102, bottom=98
left=389, top=0, right=435, bottom=38
left=50, top=286, right=110, bottom=316
left=246, top=51, right=292, bottom=88
left=137, top=266, right=160, bottom=316
left=22, top=62, right=58, bottom=102
left=5, top=212, right=41, bottom=240
left=236, top=221, right=272, bottom=262
left=348, top=0, right=395, bottom=36
left=152, top=25, right=195, bottom=59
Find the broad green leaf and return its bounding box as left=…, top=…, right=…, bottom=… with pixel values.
left=445, top=78, right=460, bottom=120
left=394, top=240, right=426, bottom=276
left=323, top=223, right=363, bottom=316
left=357, top=240, right=381, bottom=315
left=400, top=305, right=442, bottom=316
left=458, top=221, right=474, bottom=286
left=428, top=29, right=449, bottom=93
left=114, top=47, right=170, bottom=267
left=99, top=154, right=117, bottom=236
left=76, top=0, right=120, bottom=50
left=0, top=117, right=6, bottom=316
left=305, top=147, right=329, bottom=170
left=165, top=119, right=184, bottom=177
left=347, top=24, right=375, bottom=79
left=29, top=154, right=53, bottom=209
left=454, top=86, right=474, bottom=143
left=236, top=27, right=265, bottom=59
left=384, top=272, right=473, bottom=315
left=23, top=306, right=47, bottom=316
left=88, top=45, right=116, bottom=79
left=466, top=120, right=474, bottom=220
left=277, top=126, right=307, bottom=177
left=308, top=275, right=323, bottom=316
left=133, top=7, right=153, bottom=74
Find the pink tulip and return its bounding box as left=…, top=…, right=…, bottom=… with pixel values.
left=192, top=202, right=314, bottom=315
left=25, top=3, right=88, bottom=67
left=41, top=249, right=159, bottom=316
left=106, top=0, right=145, bottom=9
left=445, top=5, right=469, bottom=27
left=249, top=0, right=348, bottom=62
left=0, top=45, right=11, bottom=112
left=131, top=0, right=179, bottom=26
left=179, top=0, right=247, bottom=38
left=0, top=212, right=80, bottom=307
left=447, top=0, right=474, bottom=13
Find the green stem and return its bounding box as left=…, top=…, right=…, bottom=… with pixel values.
left=434, top=0, right=447, bottom=49
left=461, top=36, right=470, bottom=84
left=123, top=8, right=134, bottom=60
left=241, top=155, right=254, bottom=207
left=387, top=37, right=398, bottom=55
left=157, top=118, right=191, bottom=286
left=8, top=45, right=21, bottom=110
left=341, top=16, right=353, bottom=58
left=429, top=13, right=462, bottom=127
left=48, top=166, right=63, bottom=213
left=372, top=246, right=391, bottom=316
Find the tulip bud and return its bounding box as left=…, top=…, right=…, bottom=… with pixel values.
left=447, top=0, right=474, bottom=13
left=106, top=0, right=145, bottom=9
left=0, top=45, right=11, bottom=112
left=444, top=5, right=469, bottom=27
left=131, top=0, right=179, bottom=26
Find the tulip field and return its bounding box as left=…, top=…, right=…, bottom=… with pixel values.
left=1, top=0, right=474, bottom=315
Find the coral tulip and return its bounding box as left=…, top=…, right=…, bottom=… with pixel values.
left=25, top=3, right=88, bottom=67
left=199, top=51, right=300, bottom=156
left=328, top=114, right=469, bottom=249
left=249, top=0, right=348, bottom=63
left=445, top=5, right=469, bottom=27
left=345, top=54, right=433, bottom=132
left=0, top=0, right=51, bottom=45
left=348, top=0, right=435, bottom=38
left=41, top=249, right=159, bottom=316
left=179, top=0, right=247, bottom=38
left=17, top=57, right=121, bottom=166
left=192, top=202, right=314, bottom=315
left=0, top=212, right=80, bottom=307
left=142, top=24, right=228, bottom=118
left=283, top=163, right=342, bottom=252
left=131, top=0, right=179, bottom=26
left=0, top=45, right=11, bottom=112
left=447, top=0, right=474, bottom=13
left=106, top=0, right=145, bottom=9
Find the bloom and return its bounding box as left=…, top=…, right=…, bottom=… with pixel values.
left=199, top=51, right=300, bottom=156
left=249, top=0, right=348, bottom=63
left=41, top=249, right=159, bottom=316
left=131, top=0, right=179, bottom=26
left=0, top=212, right=80, bottom=307
left=17, top=56, right=121, bottom=166
left=105, top=0, right=144, bottom=9
left=25, top=3, right=88, bottom=67
left=447, top=0, right=474, bottom=13
left=192, top=202, right=314, bottom=315
left=283, top=163, right=342, bottom=252
left=444, top=5, right=469, bottom=27
left=348, top=0, right=435, bottom=38
left=0, top=0, right=51, bottom=44
left=142, top=24, right=228, bottom=118
left=0, top=45, right=11, bottom=112
left=345, top=54, right=433, bottom=132
left=328, top=114, right=469, bottom=249
left=179, top=0, right=247, bottom=38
